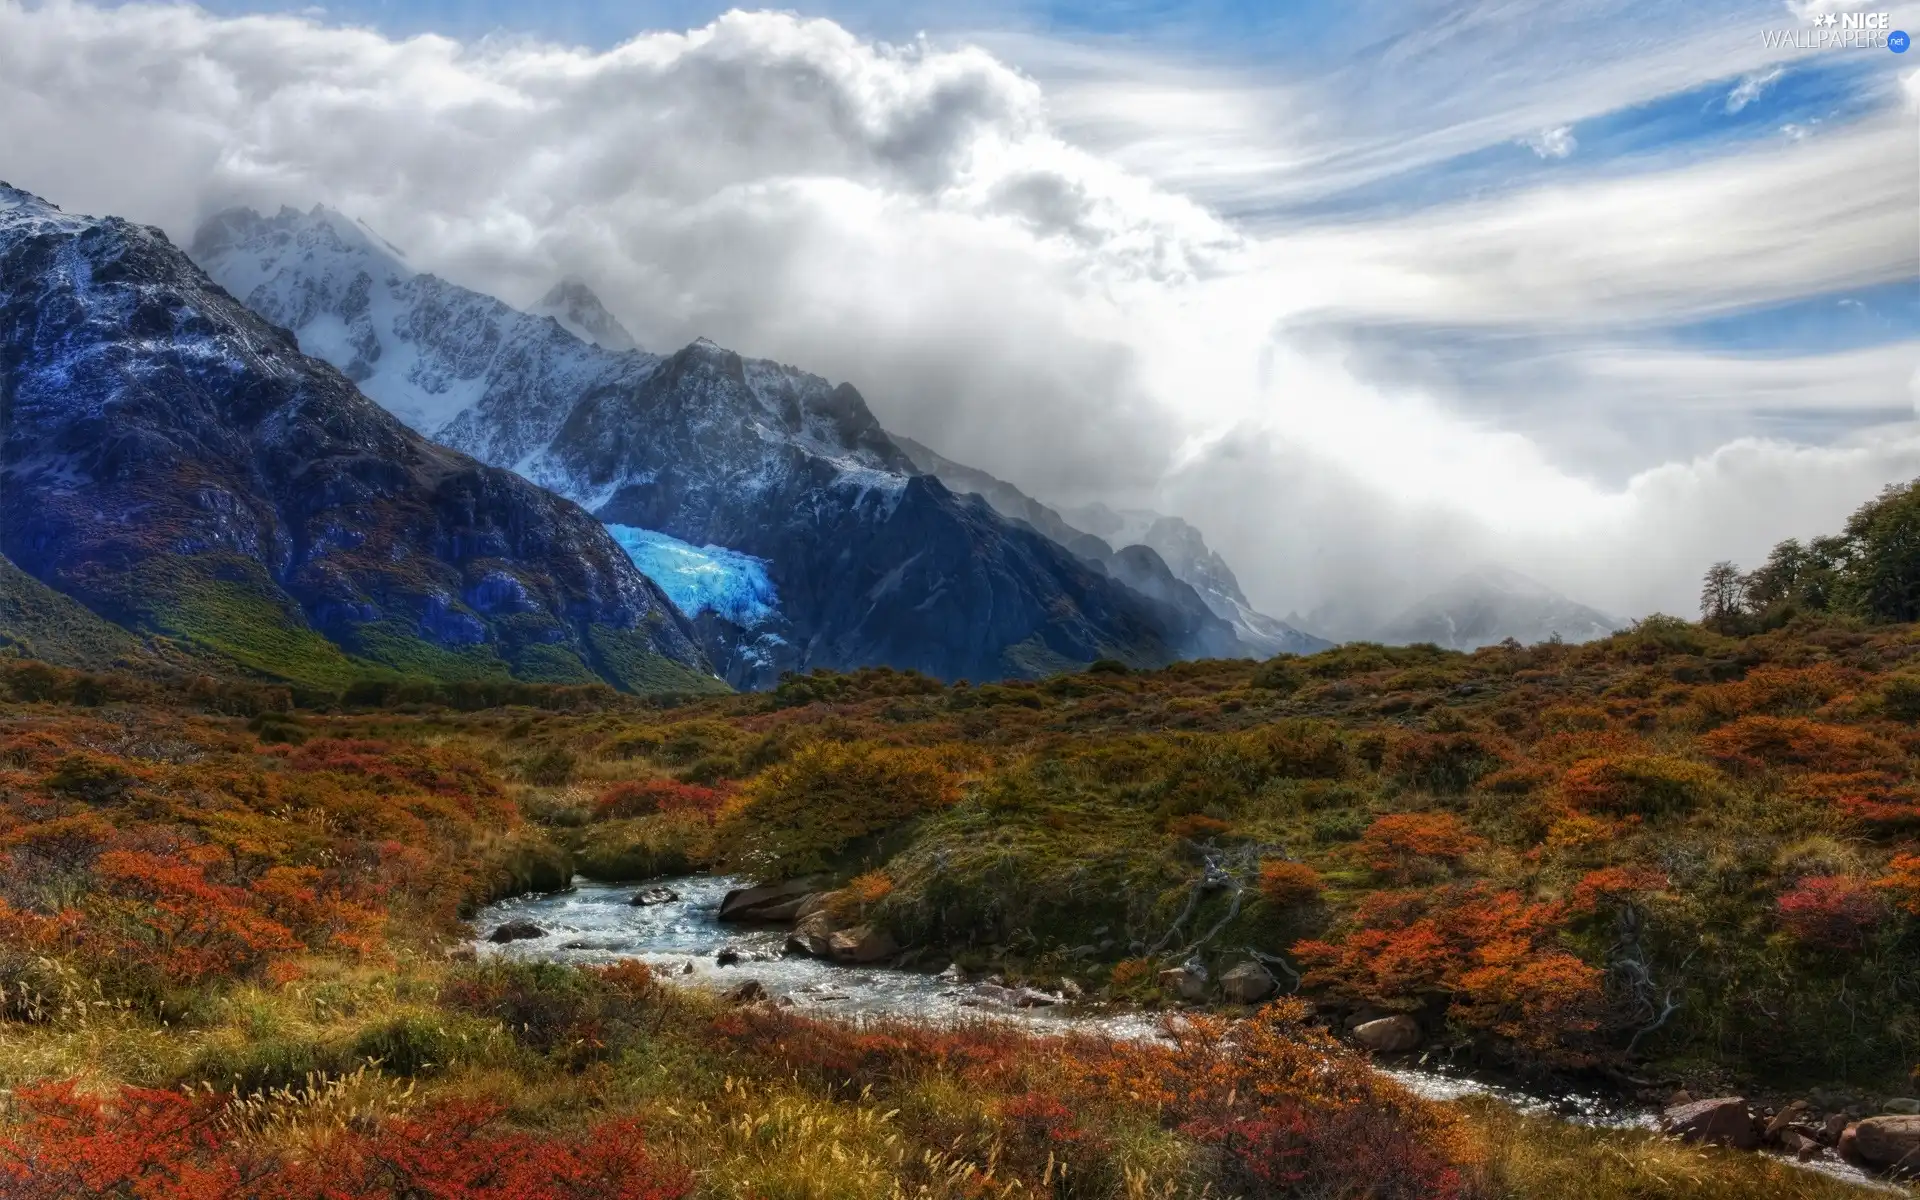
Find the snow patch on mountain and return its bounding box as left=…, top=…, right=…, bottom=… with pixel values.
left=605, top=525, right=779, bottom=627
left=192, top=205, right=647, bottom=458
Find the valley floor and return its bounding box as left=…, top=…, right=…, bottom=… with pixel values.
left=0, top=613, right=1916, bottom=1197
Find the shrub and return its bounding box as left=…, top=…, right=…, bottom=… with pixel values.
left=1246, top=719, right=1349, bottom=779
left=42, top=753, right=137, bottom=803
left=1295, top=885, right=1600, bottom=1064
left=1359, top=812, right=1485, bottom=882
left=1558, top=754, right=1725, bottom=816
left=1568, top=866, right=1667, bottom=915
left=716, top=741, right=957, bottom=878
left=1880, top=674, right=1920, bottom=722
left=593, top=779, right=727, bottom=822
left=1385, top=732, right=1505, bottom=794
left=1259, top=859, right=1325, bottom=907
left=1700, top=716, right=1896, bottom=775
left=1250, top=658, right=1305, bottom=693
left=1877, top=853, right=1920, bottom=915
left=1776, top=875, right=1886, bottom=952
left=520, top=747, right=578, bottom=786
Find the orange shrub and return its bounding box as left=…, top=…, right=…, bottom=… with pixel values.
left=1569, top=865, right=1667, bottom=914
left=1696, top=664, right=1858, bottom=720
left=1359, top=812, right=1485, bottom=881
left=1876, top=854, right=1920, bottom=915
left=1700, top=716, right=1897, bottom=775
left=1559, top=754, right=1723, bottom=816
left=1259, top=859, right=1325, bottom=907
left=1294, top=885, right=1600, bottom=1063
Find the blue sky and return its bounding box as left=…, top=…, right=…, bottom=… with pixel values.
left=4, top=0, right=1917, bottom=621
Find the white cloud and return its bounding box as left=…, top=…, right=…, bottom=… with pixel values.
left=1726, top=65, right=1784, bottom=113
left=1521, top=125, right=1577, bottom=159
left=0, top=0, right=1911, bottom=629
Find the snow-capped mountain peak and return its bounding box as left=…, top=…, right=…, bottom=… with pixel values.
left=193, top=204, right=648, bottom=461
left=529, top=278, right=638, bottom=353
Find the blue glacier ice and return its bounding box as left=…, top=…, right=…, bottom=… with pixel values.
left=605, top=525, right=779, bottom=626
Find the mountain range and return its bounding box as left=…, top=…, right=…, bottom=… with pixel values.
left=0, top=184, right=716, bottom=693
left=188, top=203, right=1235, bottom=688
left=0, top=186, right=1626, bottom=693
left=1369, top=565, right=1623, bottom=651
left=891, top=437, right=1328, bottom=658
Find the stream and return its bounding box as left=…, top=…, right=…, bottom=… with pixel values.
left=473, top=875, right=1887, bottom=1190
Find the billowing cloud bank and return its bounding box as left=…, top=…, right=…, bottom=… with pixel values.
left=3, top=0, right=1913, bottom=625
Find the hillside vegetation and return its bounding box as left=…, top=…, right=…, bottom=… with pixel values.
left=0, top=482, right=1918, bottom=1195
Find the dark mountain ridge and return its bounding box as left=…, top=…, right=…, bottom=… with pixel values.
left=0, top=184, right=717, bottom=693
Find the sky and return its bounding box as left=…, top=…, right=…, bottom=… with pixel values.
left=1, top=0, right=1916, bottom=632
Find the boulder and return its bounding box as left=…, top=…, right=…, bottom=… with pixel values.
left=827, top=924, right=898, bottom=964
left=1764, top=1100, right=1809, bottom=1142
left=1352, top=1015, right=1422, bottom=1054
left=1852, top=1115, right=1920, bottom=1171
left=1822, top=1112, right=1850, bottom=1144
left=1780, top=1128, right=1827, bottom=1162
left=1662, top=1097, right=1759, bottom=1151
left=486, top=919, right=547, bottom=944
left=715, top=947, right=742, bottom=967
left=629, top=887, right=679, bottom=907
left=724, top=979, right=768, bottom=1005
left=718, top=880, right=817, bottom=923
left=1220, top=961, right=1277, bottom=1004
left=1885, top=1098, right=1920, bottom=1116
left=788, top=906, right=840, bottom=957
left=1012, top=988, right=1061, bottom=1008
left=1058, top=978, right=1085, bottom=1001
left=1158, top=963, right=1209, bottom=1003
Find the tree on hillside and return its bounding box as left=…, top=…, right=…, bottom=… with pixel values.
left=1704, top=478, right=1920, bottom=629
left=1699, top=562, right=1745, bottom=630
left=1843, top=480, right=1920, bottom=622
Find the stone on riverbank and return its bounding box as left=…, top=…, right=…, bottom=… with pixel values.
left=1662, top=1097, right=1759, bottom=1150
left=828, top=924, right=898, bottom=964
left=1352, top=1015, right=1422, bottom=1053
left=718, top=879, right=817, bottom=923
left=486, top=919, right=546, bottom=943
left=1220, top=961, right=1276, bottom=1004
left=1852, top=1115, right=1920, bottom=1171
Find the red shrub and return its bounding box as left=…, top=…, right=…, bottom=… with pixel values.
left=0, top=1085, right=692, bottom=1200
left=1776, top=876, right=1886, bottom=951
left=594, top=779, right=728, bottom=822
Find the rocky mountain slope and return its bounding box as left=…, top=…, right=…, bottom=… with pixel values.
left=192, top=205, right=1208, bottom=687
left=0, top=185, right=716, bottom=693
left=896, top=439, right=1326, bottom=657
left=1373, top=565, right=1622, bottom=650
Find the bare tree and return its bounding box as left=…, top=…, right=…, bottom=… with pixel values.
left=1698, top=561, right=1745, bottom=629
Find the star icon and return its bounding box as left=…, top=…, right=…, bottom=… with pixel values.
left=1825, top=13, right=1839, bottom=25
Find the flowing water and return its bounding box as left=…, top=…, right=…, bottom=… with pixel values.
left=474, top=875, right=1891, bottom=1190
